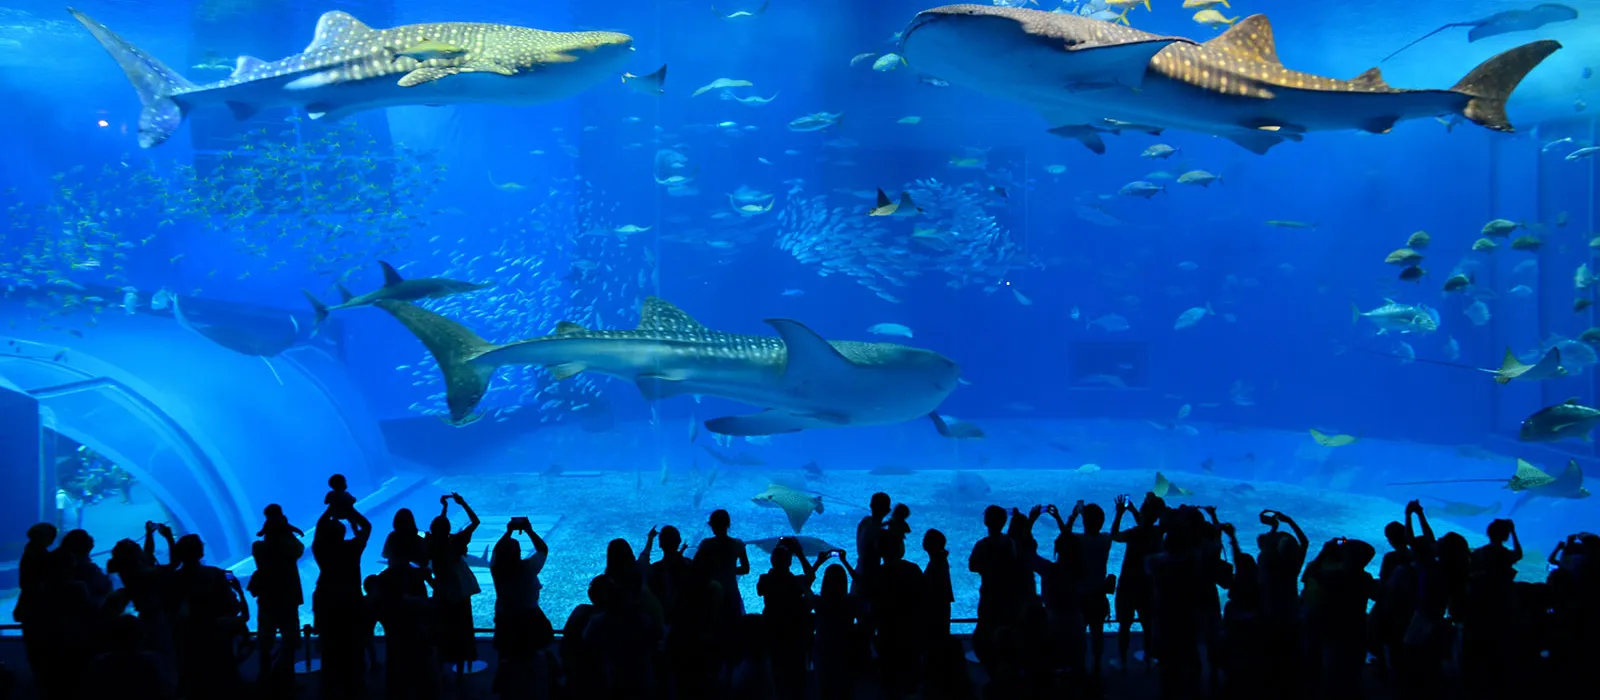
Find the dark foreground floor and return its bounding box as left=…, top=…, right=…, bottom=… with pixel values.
left=0, top=632, right=1428, bottom=700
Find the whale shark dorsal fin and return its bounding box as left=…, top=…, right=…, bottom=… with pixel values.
left=231, top=55, right=267, bottom=80
left=307, top=11, right=375, bottom=54
left=1204, top=15, right=1281, bottom=65
left=765, top=318, right=855, bottom=382
left=637, top=297, right=706, bottom=332
left=379, top=260, right=404, bottom=287
left=1348, top=66, right=1392, bottom=91
left=554, top=321, right=587, bottom=335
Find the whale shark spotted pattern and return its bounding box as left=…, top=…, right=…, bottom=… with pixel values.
left=898, top=5, right=1561, bottom=154
left=374, top=297, right=963, bottom=436
left=69, top=8, right=641, bottom=147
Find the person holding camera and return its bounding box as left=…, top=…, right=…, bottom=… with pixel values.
left=427, top=492, right=482, bottom=675
left=491, top=515, right=553, bottom=698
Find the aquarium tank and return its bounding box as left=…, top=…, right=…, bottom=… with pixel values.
left=1, top=0, right=1597, bottom=631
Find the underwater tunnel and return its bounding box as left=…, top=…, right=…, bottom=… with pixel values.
left=0, top=298, right=395, bottom=587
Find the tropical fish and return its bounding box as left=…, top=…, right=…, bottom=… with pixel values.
left=302, top=261, right=491, bottom=324
left=869, top=323, right=914, bottom=338
left=751, top=483, right=824, bottom=533
left=1520, top=398, right=1600, bottom=442
left=70, top=9, right=638, bottom=147
left=713, top=0, right=771, bottom=20
left=788, top=111, right=843, bottom=132
left=930, top=413, right=986, bottom=439
left=1354, top=299, right=1439, bottom=334
left=692, top=78, right=754, bottom=96
left=1174, top=303, right=1212, bottom=330
left=1176, top=170, right=1221, bottom=187
left=375, top=297, right=962, bottom=434
left=898, top=6, right=1559, bottom=154
left=393, top=39, right=468, bottom=61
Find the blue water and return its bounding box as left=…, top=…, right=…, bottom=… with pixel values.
left=1, top=0, right=1598, bottom=622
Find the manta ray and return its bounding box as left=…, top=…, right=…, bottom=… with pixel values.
left=170, top=295, right=307, bottom=385
left=1383, top=4, right=1579, bottom=63
left=898, top=4, right=1560, bottom=154
left=374, top=297, right=962, bottom=436
left=69, top=8, right=650, bottom=147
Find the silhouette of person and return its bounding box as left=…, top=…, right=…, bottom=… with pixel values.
left=249, top=503, right=305, bottom=686
left=426, top=492, right=481, bottom=675
left=312, top=491, right=373, bottom=697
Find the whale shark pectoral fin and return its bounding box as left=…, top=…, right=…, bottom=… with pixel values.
left=399, top=61, right=517, bottom=87
left=399, top=67, right=461, bottom=87
left=1222, top=129, right=1293, bottom=154
left=763, top=318, right=858, bottom=386
left=1058, top=38, right=1191, bottom=90
left=305, top=103, right=359, bottom=121
left=1047, top=124, right=1108, bottom=154
left=285, top=70, right=344, bottom=91
left=225, top=101, right=258, bottom=121
left=794, top=410, right=850, bottom=424
left=705, top=410, right=815, bottom=436
left=546, top=362, right=586, bottom=380
left=636, top=372, right=692, bottom=400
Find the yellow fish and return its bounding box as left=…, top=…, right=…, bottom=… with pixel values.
left=1106, top=0, right=1151, bottom=25
left=1192, top=9, right=1238, bottom=29
left=394, top=39, right=467, bottom=62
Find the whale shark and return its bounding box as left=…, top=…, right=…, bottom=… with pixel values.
left=898, top=5, right=1561, bottom=154
left=69, top=7, right=644, bottom=148
left=302, top=261, right=492, bottom=324
left=373, top=297, right=962, bottom=435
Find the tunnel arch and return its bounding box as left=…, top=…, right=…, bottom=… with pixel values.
left=0, top=303, right=394, bottom=569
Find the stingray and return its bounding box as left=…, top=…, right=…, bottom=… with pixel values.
left=1389, top=457, right=1592, bottom=515
left=1382, top=4, right=1579, bottom=62
left=171, top=295, right=305, bottom=385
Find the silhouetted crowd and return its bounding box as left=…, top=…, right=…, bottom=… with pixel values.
left=7, top=473, right=1600, bottom=700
